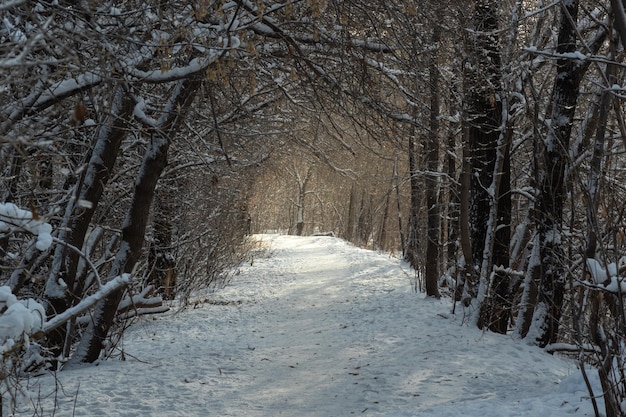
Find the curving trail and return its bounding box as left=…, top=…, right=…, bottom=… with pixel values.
left=25, top=235, right=595, bottom=417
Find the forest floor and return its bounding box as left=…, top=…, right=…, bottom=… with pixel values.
left=19, top=235, right=601, bottom=416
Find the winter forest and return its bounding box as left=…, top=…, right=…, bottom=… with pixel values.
left=1, top=0, right=626, bottom=415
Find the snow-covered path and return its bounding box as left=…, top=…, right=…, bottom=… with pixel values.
left=23, top=235, right=598, bottom=416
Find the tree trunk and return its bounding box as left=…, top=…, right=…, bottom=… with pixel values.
left=446, top=87, right=461, bottom=293
left=528, top=0, right=607, bottom=346
left=425, top=22, right=441, bottom=298
left=294, top=166, right=312, bottom=236
left=394, top=156, right=405, bottom=256
left=148, top=185, right=177, bottom=300
left=404, top=133, right=421, bottom=270
left=482, top=130, right=512, bottom=333
left=464, top=0, right=502, bottom=303
left=458, top=127, right=472, bottom=303
left=345, top=182, right=358, bottom=242
left=357, top=191, right=372, bottom=246
left=72, top=132, right=170, bottom=364
left=584, top=62, right=620, bottom=417
left=530, top=0, right=582, bottom=347
left=45, top=86, right=132, bottom=358
left=378, top=187, right=391, bottom=251
left=514, top=233, right=540, bottom=339
left=70, top=76, right=201, bottom=364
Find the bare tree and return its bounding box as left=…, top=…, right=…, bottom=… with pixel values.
left=528, top=0, right=607, bottom=347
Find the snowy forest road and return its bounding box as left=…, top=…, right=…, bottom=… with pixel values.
left=27, top=235, right=593, bottom=416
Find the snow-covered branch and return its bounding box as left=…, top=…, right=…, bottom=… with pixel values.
left=42, top=274, right=132, bottom=335
left=0, top=203, right=53, bottom=251
left=0, top=15, right=53, bottom=69
left=544, top=342, right=600, bottom=354
left=584, top=257, right=626, bottom=294
left=0, top=0, right=25, bottom=11
left=1, top=73, right=102, bottom=135
left=127, top=56, right=217, bottom=83
left=133, top=97, right=159, bottom=128
left=117, top=285, right=165, bottom=317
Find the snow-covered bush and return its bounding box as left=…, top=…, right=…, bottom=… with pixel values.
left=0, top=203, right=53, bottom=252
left=0, top=292, right=47, bottom=414
left=586, top=257, right=626, bottom=292
left=581, top=257, right=626, bottom=416
left=0, top=203, right=52, bottom=412
left=0, top=286, right=45, bottom=353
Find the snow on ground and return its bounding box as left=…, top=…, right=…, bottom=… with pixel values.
left=17, top=235, right=600, bottom=416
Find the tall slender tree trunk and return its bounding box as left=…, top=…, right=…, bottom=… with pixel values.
left=72, top=131, right=171, bottom=364
left=458, top=126, right=472, bottom=304
left=405, top=133, right=421, bottom=270
left=425, top=22, right=441, bottom=298
left=584, top=62, right=620, bottom=417
left=357, top=191, right=372, bottom=246
left=446, top=85, right=461, bottom=295
left=530, top=0, right=582, bottom=347
left=522, top=6, right=607, bottom=341
left=345, top=182, right=358, bottom=242
left=394, top=156, right=405, bottom=256
left=480, top=130, right=512, bottom=333
left=378, top=187, right=391, bottom=251
left=293, top=165, right=312, bottom=236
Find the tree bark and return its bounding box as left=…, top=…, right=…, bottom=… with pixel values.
left=378, top=186, right=391, bottom=251
left=394, top=156, right=405, bottom=256
left=404, top=132, right=421, bottom=270
left=458, top=127, right=472, bottom=303
left=464, top=0, right=502, bottom=303
left=446, top=87, right=461, bottom=297
left=345, top=182, right=358, bottom=242
left=584, top=62, right=620, bottom=417
left=148, top=186, right=178, bottom=300
left=425, top=22, right=441, bottom=298
left=531, top=0, right=582, bottom=347
left=294, top=166, right=312, bottom=236
left=610, top=0, right=626, bottom=50
left=45, top=85, right=132, bottom=358
left=70, top=75, right=202, bottom=364
left=357, top=191, right=372, bottom=246
left=481, top=130, right=512, bottom=333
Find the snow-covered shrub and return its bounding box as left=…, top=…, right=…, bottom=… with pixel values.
left=0, top=202, right=54, bottom=412
left=0, top=286, right=47, bottom=413
left=165, top=172, right=254, bottom=304
left=0, top=286, right=45, bottom=351
left=580, top=256, right=626, bottom=417
left=0, top=203, right=53, bottom=252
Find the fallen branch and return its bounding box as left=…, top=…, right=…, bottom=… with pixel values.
left=117, top=306, right=170, bottom=321
left=117, top=285, right=166, bottom=318
left=39, top=274, right=132, bottom=336
left=544, top=342, right=601, bottom=355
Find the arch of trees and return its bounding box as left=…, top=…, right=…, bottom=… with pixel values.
left=1, top=0, right=626, bottom=415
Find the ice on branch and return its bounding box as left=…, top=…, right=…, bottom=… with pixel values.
left=0, top=286, right=45, bottom=354
left=0, top=202, right=53, bottom=250
left=586, top=257, right=626, bottom=293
